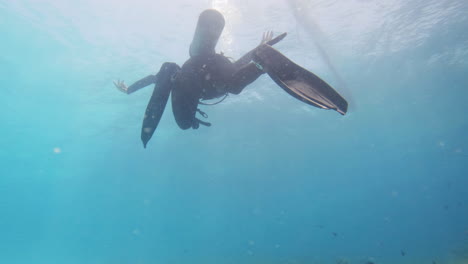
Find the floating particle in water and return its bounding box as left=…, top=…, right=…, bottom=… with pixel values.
left=336, top=258, right=348, bottom=264
left=365, top=256, right=376, bottom=264
left=274, top=244, right=280, bottom=249
left=438, top=141, right=446, bottom=147
left=132, top=228, right=140, bottom=236
left=53, top=147, right=61, bottom=154
left=444, top=205, right=449, bottom=210
left=400, top=250, right=406, bottom=256
left=332, top=232, right=338, bottom=237
left=391, top=190, right=399, bottom=197
left=248, top=240, right=255, bottom=246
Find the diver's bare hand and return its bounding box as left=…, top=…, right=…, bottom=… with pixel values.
left=113, top=80, right=129, bottom=94
left=259, top=31, right=274, bottom=45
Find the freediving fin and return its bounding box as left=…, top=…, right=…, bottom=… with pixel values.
left=189, top=9, right=225, bottom=57
left=253, top=44, right=348, bottom=115
left=141, top=63, right=180, bottom=148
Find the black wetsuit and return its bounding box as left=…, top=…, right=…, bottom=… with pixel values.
left=126, top=52, right=263, bottom=130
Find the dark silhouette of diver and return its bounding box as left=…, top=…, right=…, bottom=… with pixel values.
left=114, top=9, right=348, bottom=148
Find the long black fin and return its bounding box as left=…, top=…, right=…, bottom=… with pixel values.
left=253, top=44, right=348, bottom=115
left=141, top=63, right=180, bottom=148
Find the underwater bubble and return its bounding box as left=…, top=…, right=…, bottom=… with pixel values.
left=53, top=147, right=61, bottom=154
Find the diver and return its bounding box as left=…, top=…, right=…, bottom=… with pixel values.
left=114, top=9, right=348, bottom=148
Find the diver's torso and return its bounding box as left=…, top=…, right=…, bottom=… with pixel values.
left=177, top=53, right=235, bottom=100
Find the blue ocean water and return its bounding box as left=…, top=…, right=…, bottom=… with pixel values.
left=1, top=0, right=467, bottom=263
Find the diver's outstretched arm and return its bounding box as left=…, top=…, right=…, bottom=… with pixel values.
left=227, top=32, right=286, bottom=95
left=114, top=74, right=157, bottom=94
left=228, top=63, right=264, bottom=95
left=233, top=32, right=287, bottom=70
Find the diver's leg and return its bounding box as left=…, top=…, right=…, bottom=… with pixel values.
left=171, top=92, right=198, bottom=130
left=171, top=71, right=203, bottom=130
left=228, top=63, right=264, bottom=95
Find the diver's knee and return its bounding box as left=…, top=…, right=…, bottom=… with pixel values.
left=175, top=119, right=192, bottom=130
left=160, top=62, right=180, bottom=73
left=228, top=86, right=242, bottom=95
